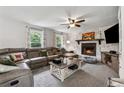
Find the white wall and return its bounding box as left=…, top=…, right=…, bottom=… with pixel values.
left=44, top=28, right=56, bottom=47
left=0, top=16, right=58, bottom=48
left=119, top=7, right=124, bottom=78
left=0, top=17, right=27, bottom=48
left=99, top=26, right=119, bottom=52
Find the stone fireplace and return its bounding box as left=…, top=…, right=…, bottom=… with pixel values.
left=81, top=43, right=96, bottom=56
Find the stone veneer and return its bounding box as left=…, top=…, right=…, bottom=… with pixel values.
left=64, top=24, right=119, bottom=61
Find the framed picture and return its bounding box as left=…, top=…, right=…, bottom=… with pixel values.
left=82, top=32, right=95, bottom=40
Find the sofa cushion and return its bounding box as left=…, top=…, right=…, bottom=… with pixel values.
left=30, top=57, right=47, bottom=64
left=27, top=51, right=40, bottom=58
left=0, top=64, right=19, bottom=74
left=0, top=56, right=16, bottom=66
left=52, top=48, right=58, bottom=55
left=10, top=53, right=24, bottom=62
left=47, top=50, right=54, bottom=56
left=48, top=55, right=59, bottom=61
left=0, top=48, right=9, bottom=55
left=29, top=57, right=48, bottom=69
left=40, top=50, right=47, bottom=57
left=8, top=48, right=26, bottom=52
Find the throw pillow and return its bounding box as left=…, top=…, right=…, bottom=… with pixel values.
left=60, top=48, right=66, bottom=54
left=47, top=50, right=54, bottom=56
left=40, top=50, right=47, bottom=56
left=0, top=56, right=16, bottom=66
left=0, top=64, right=19, bottom=73
left=52, top=49, right=58, bottom=55
left=10, top=53, right=24, bottom=62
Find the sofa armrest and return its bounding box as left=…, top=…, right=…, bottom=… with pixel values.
left=16, top=62, right=30, bottom=70
left=0, top=69, right=33, bottom=87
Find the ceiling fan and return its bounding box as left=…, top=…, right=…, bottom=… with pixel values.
left=61, top=17, right=85, bottom=29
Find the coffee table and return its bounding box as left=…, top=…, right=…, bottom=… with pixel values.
left=49, top=58, right=82, bottom=82
left=64, top=53, right=78, bottom=58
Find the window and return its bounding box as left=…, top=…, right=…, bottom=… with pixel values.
left=55, top=33, right=63, bottom=48
left=29, top=28, right=44, bottom=48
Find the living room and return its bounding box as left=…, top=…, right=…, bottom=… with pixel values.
left=0, top=5, right=124, bottom=88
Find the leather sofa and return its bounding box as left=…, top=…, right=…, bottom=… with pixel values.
left=0, top=47, right=62, bottom=70
left=0, top=47, right=62, bottom=87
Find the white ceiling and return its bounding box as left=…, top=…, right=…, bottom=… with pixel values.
left=0, top=6, right=118, bottom=32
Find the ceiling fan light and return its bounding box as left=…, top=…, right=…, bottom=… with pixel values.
left=69, top=23, right=75, bottom=27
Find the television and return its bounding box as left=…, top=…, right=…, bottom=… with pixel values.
left=104, top=24, right=119, bottom=43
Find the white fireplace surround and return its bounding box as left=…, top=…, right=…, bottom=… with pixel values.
left=78, top=41, right=101, bottom=62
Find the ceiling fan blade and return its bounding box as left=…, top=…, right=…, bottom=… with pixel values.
left=76, top=19, right=85, bottom=23
left=60, top=23, right=68, bottom=25
left=75, top=24, right=81, bottom=27
left=76, top=15, right=84, bottom=20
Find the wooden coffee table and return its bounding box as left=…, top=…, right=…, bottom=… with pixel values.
left=49, top=58, right=81, bottom=82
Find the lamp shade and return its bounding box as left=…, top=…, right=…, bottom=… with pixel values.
left=66, top=40, right=70, bottom=44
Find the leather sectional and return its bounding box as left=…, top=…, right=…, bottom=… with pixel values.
left=0, top=47, right=62, bottom=70
left=0, top=47, right=62, bottom=87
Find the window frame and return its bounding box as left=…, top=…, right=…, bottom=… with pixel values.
left=28, top=28, right=44, bottom=48
left=55, top=33, right=64, bottom=48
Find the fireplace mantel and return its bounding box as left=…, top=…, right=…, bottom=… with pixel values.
left=76, top=39, right=104, bottom=45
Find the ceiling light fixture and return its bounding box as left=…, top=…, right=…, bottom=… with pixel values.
left=69, top=23, right=75, bottom=27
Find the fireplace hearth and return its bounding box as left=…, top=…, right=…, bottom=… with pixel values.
left=81, top=43, right=96, bottom=56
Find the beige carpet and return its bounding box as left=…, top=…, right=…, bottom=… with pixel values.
left=32, top=63, right=119, bottom=87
